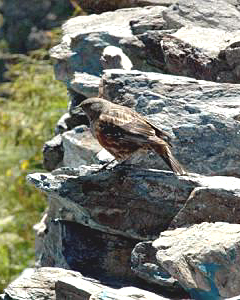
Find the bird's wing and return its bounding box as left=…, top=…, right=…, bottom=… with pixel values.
left=98, top=107, right=170, bottom=146
left=144, top=119, right=172, bottom=145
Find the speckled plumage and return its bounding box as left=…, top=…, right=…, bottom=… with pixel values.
left=79, top=97, right=185, bottom=175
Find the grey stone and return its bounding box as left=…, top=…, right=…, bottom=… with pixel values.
left=131, top=241, right=180, bottom=289
left=170, top=186, right=240, bottom=229
left=129, top=7, right=167, bottom=35
left=33, top=212, right=48, bottom=263
left=72, top=0, right=173, bottom=14
left=90, top=286, right=172, bottom=300
left=0, top=0, right=74, bottom=52
left=3, top=267, right=82, bottom=300
left=27, top=167, right=240, bottom=241
left=163, top=0, right=240, bottom=31
left=50, top=6, right=167, bottom=86
left=100, top=69, right=240, bottom=177
left=173, top=27, right=240, bottom=58
left=62, top=125, right=102, bottom=168
left=70, top=73, right=100, bottom=99
left=55, top=111, right=88, bottom=135
left=27, top=166, right=240, bottom=296
left=56, top=277, right=171, bottom=300
left=43, top=134, right=63, bottom=171
left=152, top=222, right=240, bottom=299
left=100, top=46, right=133, bottom=71
left=55, top=113, right=70, bottom=134
left=3, top=267, right=170, bottom=300
left=138, top=27, right=240, bottom=83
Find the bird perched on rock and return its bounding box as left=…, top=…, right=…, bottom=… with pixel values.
left=78, top=97, right=185, bottom=175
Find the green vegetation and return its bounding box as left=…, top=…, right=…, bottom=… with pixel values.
left=0, top=52, right=68, bottom=291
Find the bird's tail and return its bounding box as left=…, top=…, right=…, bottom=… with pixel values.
left=151, top=142, right=186, bottom=175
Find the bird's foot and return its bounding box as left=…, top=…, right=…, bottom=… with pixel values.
left=92, top=159, right=117, bottom=174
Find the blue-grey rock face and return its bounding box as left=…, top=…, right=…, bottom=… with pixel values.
left=100, top=70, right=240, bottom=177
left=152, top=222, right=240, bottom=299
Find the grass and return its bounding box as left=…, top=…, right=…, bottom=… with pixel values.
left=0, top=53, right=68, bottom=291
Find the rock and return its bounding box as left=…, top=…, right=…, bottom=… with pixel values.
left=62, top=125, right=102, bottom=168
left=55, top=113, right=71, bottom=134
left=152, top=222, right=240, bottom=299
left=27, top=167, right=193, bottom=241
left=70, top=73, right=100, bottom=99
left=162, top=0, right=240, bottom=31
left=28, top=166, right=240, bottom=288
left=77, top=0, right=174, bottom=14
left=43, top=134, right=63, bottom=171
left=170, top=186, right=240, bottom=229
left=56, top=277, right=171, bottom=300
left=3, top=267, right=82, bottom=300
left=54, top=110, right=88, bottom=135
left=50, top=6, right=168, bottom=84
left=131, top=241, right=181, bottom=289
left=172, top=27, right=240, bottom=58
left=129, top=8, right=167, bottom=35
left=33, top=212, right=48, bottom=263
left=100, top=46, right=133, bottom=71
left=26, top=27, right=52, bottom=51
left=0, top=266, right=173, bottom=300
left=50, top=3, right=240, bottom=86
left=138, top=27, right=240, bottom=83
left=100, top=69, right=240, bottom=177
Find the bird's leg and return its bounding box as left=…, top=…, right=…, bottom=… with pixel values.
left=100, top=158, right=118, bottom=170
left=92, top=158, right=117, bottom=174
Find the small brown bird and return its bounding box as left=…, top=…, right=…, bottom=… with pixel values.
left=78, top=97, right=185, bottom=175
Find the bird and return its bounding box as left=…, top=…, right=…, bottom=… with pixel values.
left=77, top=97, right=186, bottom=175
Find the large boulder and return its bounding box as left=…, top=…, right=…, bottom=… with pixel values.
left=76, top=0, right=174, bottom=14
left=152, top=222, right=240, bottom=299
left=27, top=166, right=240, bottom=286
left=133, top=222, right=240, bottom=299
left=138, top=28, right=240, bottom=82
left=1, top=267, right=172, bottom=300
left=50, top=6, right=167, bottom=91
left=100, top=70, right=240, bottom=177
left=162, top=0, right=240, bottom=31
left=43, top=70, right=240, bottom=176
left=50, top=2, right=240, bottom=88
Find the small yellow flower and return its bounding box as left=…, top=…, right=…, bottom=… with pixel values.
left=21, top=159, right=30, bottom=170
left=6, top=169, right=12, bottom=177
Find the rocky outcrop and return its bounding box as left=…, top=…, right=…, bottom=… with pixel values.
left=50, top=0, right=240, bottom=86
left=76, top=0, right=175, bottom=14
left=44, top=69, right=240, bottom=177
left=162, top=0, right=240, bottom=31
left=3, top=1, right=240, bottom=300
left=1, top=267, right=172, bottom=300
left=24, top=167, right=240, bottom=299
left=133, top=222, right=240, bottom=300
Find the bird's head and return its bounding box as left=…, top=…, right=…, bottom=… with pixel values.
left=76, top=98, right=109, bottom=121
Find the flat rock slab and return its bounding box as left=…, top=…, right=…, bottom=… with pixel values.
left=56, top=277, right=171, bottom=300
left=62, top=125, right=102, bottom=168
left=170, top=186, right=240, bottom=229
left=153, top=222, right=240, bottom=299
left=50, top=6, right=167, bottom=85
left=101, top=70, right=240, bottom=177
left=27, top=166, right=240, bottom=240
left=77, top=0, right=174, bottom=14
left=163, top=0, right=240, bottom=31
left=3, top=267, right=82, bottom=300
left=1, top=267, right=171, bottom=300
